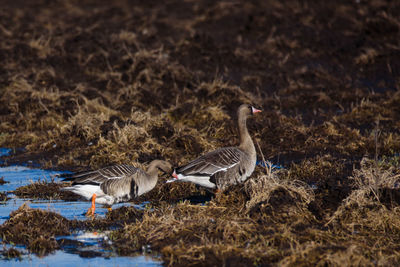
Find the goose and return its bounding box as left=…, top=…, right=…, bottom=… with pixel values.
left=62, top=160, right=172, bottom=216
left=167, top=104, right=261, bottom=191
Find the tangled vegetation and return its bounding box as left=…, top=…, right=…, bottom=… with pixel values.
left=1, top=0, right=400, bottom=265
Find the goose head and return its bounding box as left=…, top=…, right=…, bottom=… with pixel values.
left=238, top=104, right=262, bottom=118
left=147, top=160, right=173, bottom=177
left=155, top=160, right=173, bottom=174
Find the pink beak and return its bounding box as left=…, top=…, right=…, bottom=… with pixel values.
left=251, top=107, right=262, bottom=114
left=172, top=170, right=178, bottom=179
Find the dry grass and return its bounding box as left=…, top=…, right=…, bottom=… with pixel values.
left=108, top=166, right=314, bottom=266
left=2, top=247, right=22, bottom=259
left=1, top=0, right=400, bottom=265
left=13, top=180, right=79, bottom=201
left=329, top=157, right=400, bottom=224
left=245, top=162, right=314, bottom=212
left=0, top=204, right=70, bottom=256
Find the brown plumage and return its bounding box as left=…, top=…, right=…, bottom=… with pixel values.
left=168, top=104, right=261, bottom=190
left=63, top=160, right=172, bottom=216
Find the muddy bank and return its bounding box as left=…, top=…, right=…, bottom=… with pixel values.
left=0, top=0, right=400, bottom=265
left=108, top=162, right=400, bottom=266
left=0, top=203, right=144, bottom=256
left=2, top=160, right=400, bottom=265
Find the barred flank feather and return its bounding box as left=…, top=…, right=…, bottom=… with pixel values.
left=173, top=104, right=260, bottom=190
left=62, top=160, right=171, bottom=205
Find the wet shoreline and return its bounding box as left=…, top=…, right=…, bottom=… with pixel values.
left=1, top=0, right=400, bottom=265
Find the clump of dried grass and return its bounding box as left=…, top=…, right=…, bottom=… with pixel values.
left=0, top=191, right=9, bottom=202
left=0, top=204, right=70, bottom=256
left=87, top=110, right=175, bottom=166
left=60, top=97, right=116, bottom=141
left=245, top=161, right=314, bottom=212
left=194, top=78, right=259, bottom=107
left=270, top=155, right=400, bottom=266
left=330, top=157, right=400, bottom=217
left=354, top=48, right=379, bottom=65
left=168, top=101, right=230, bottom=131
left=286, top=154, right=349, bottom=185
left=2, top=1, right=400, bottom=265
left=29, top=36, right=54, bottom=59
left=350, top=158, right=400, bottom=204
left=316, top=157, right=400, bottom=265
left=1, top=247, right=22, bottom=259
left=134, top=180, right=206, bottom=204
left=108, top=161, right=319, bottom=266
left=1, top=78, right=67, bottom=130
left=109, top=201, right=269, bottom=266
left=13, top=180, right=79, bottom=201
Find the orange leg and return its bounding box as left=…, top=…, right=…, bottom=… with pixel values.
left=86, top=193, right=96, bottom=217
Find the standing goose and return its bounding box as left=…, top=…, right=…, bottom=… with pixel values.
left=63, top=160, right=172, bottom=216
left=168, top=104, right=261, bottom=191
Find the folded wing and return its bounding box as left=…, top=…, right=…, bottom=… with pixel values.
left=176, top=147, right=244, bottom=177
left=63, top=165, right=139, bottom=185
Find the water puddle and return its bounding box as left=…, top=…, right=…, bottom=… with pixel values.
left=256, top=160, right=283, bottom=169
left=1, top=249, right=160, bottom=267
left=0, top=159, right=161, bottom=266
left=0, top=198, right=138, bottom=224
left=0, top=165, right=65, bottom=192
left=0, top=148, right=12, bottom=157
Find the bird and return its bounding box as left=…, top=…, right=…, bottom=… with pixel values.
left=167, top=104, right=261, bottom=191
left=62, top=160, right=172, bottom=216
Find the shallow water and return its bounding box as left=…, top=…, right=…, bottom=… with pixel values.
left=0, top=197, right=141, bottom=224
left=0, top=162, right=160, bottom=266
left=256, top=160, right=283, bottom=169
left=0, top=148, right=12, bottom=157
left=0, top=165, right=66, bottom=192
left=1, top=250, right=160, bottom=267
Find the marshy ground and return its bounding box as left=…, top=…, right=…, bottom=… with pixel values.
left=1, top=0, right=400, bottom=265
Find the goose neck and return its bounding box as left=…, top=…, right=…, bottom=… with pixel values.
left=238, top=114, right=255, bottom=155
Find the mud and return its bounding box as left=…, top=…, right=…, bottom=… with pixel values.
left=0, top=0, right=400, bottom=265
